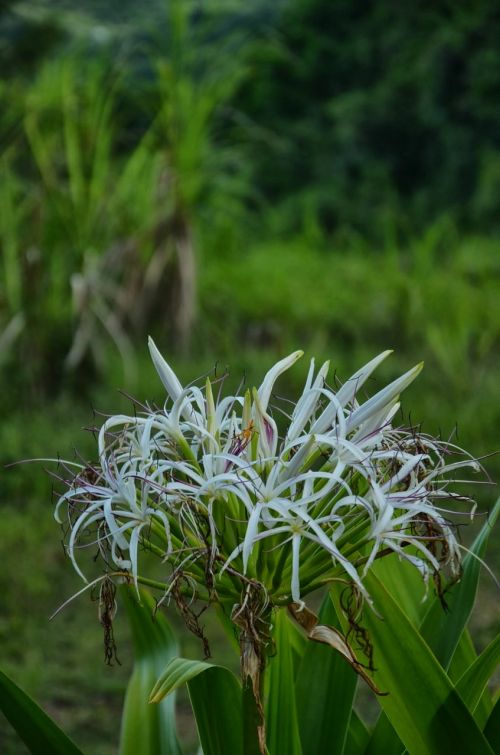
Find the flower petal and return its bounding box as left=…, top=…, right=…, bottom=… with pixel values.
left=148, top=336, right=183, bottom=402
left=346, top=362, right=423, bottom=432
left=257, top=350, right=303, bottom=413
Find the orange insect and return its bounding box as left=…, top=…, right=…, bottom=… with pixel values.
left=230, top=420, right=256, bottom=456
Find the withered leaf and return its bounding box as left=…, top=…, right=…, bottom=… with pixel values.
left=288, top=602, right=387, bottom=696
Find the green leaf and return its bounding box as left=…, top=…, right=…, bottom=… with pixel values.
left=151, top=657, right=245, bottom=755
left=119, top=586, right=181, bottom=755
left=366, top=628, right=486, bottom=755
left=447, top=630, right=492, bottom=728
left=448, top=629, right=478, bottom=682
left=364, top=712, right=404, bottom=755
left=295, top=594, right=358, bottom=755
left=334, top=574, right=494, bottom=755
left=150, top=657, right=214, bottom=701
left=214, top=601, right=241, bottom=655
left=456, top=634, right=500, bottom=719
left=364, top=557, right=430, bottom=755
left=189, top=667, right=248, bottom=755
left=363, top=493, right=499, bottom=755
left=286, top=613, right=309, bottom=678
left=369, top=633, right=498, bottom=755
left=0, top=668, right=83, bottom=755
left=370, top=555, right=426, bottom=627
left=420, top=497, right=500, bottom=670
left=484, top=698, right=500, bottom=752
left=343, top=711, right=370, bottom=755
left=266, top=609, right=303, bottom=755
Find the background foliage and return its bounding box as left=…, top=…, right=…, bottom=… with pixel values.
left=1, top=0, right=499, bottom=752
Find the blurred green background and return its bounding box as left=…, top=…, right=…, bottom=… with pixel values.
left=1, top=1, right=499, bottom=752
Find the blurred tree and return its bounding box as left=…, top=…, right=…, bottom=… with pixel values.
left=233, top=0, right=500, bottom=237
left=0, top=1, right=64, bottom=76
left=0, top=1, right=252, bottom=393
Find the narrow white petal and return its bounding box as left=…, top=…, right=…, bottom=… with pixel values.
left=336, top=350, right=393, bottom=407
left=346, top=362, right=423, bottom=432
left=350, top=400, right=400, bottom=446
left=257, top=350, right=303, bottom=413
left=243, top=503, right=263, bottom=571
left=148, top=336, right=183, bottom=402
left=253, top=390, right=278, bottom=458
left=103, top=498, right=129, bottom=549
left=128, top=523, right=147, bottom=595
left=304, top=358, right=316, bottom=392
left=278, top=434, right=317, bottom=482
left=288, top=361, right=330, bottom=440
left=310, top=388, right=346, bottom=436
left=380, top=454, right=428, bottom=492
left=68, top=510, right=106, bottom=581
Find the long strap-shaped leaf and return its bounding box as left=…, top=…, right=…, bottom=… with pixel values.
left=119, top=586, right=181, bottom=755
left=0, top=668, right=84, bottom=755
left=370, top=556, right=426, bottom=627
left=448, top=628, right=478, bottom=681
left=364, top=498, right=499, bottom=755
left=455, top=634, right=500, bottom=720
left=340, top=574, right=494, bottom=755
left=265, top=609, right=303, bottom=755
left=150, top=657, right=246, bottom=755
left=295, top=594, right=358, bottom=755
left=366, top=627, right=489, bottom=755
left=420, top=497, right=500, bottom=670
left=343, top=710, right=370, bottom=755
left=483, top=698, right=500, bottom=752
left=365, top=632, right=500, bottom=755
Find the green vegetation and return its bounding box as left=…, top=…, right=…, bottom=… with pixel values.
left=1, top=0, right=499, bottom=752
left=1, top=511, right=499, bottom=754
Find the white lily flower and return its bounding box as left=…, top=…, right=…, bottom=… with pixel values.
left=56, top=461, right=172, bottom=594
left=55, top=343, right=482, bottom=615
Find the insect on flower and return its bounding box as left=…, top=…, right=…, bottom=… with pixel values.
left=229, top=419, right=257, bottom=456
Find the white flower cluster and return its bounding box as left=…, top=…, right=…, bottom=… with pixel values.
left=55, top=339, right=479, bottom=605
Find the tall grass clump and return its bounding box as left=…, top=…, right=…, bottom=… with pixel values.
left=0, top=3, right=249, bottom=391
